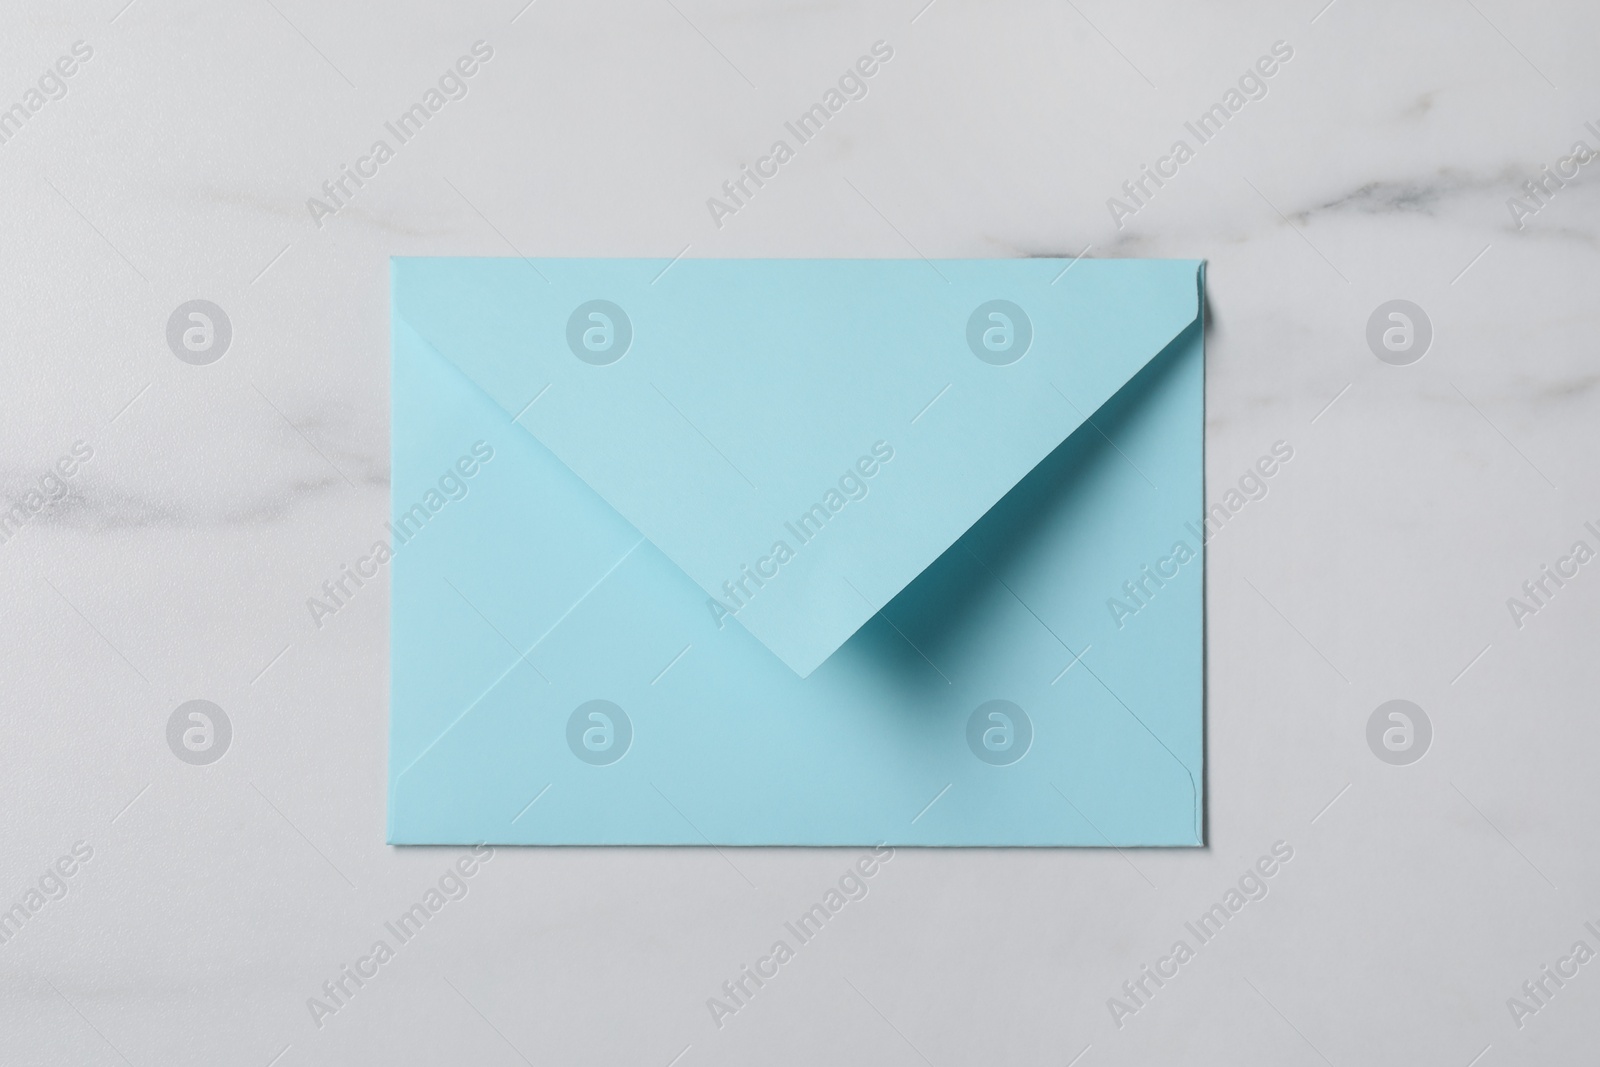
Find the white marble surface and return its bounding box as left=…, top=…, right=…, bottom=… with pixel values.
left=2, top=0, right=1598, bottom=1063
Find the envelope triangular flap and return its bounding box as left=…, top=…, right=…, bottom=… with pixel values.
left=393, top=257, right=1201, bottom=676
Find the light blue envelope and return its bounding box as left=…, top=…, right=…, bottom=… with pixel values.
left=388, top=258, right=1205, bottom=846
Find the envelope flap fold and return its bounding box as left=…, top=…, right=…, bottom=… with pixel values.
left=393, top=257, right=1201, bottom=675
